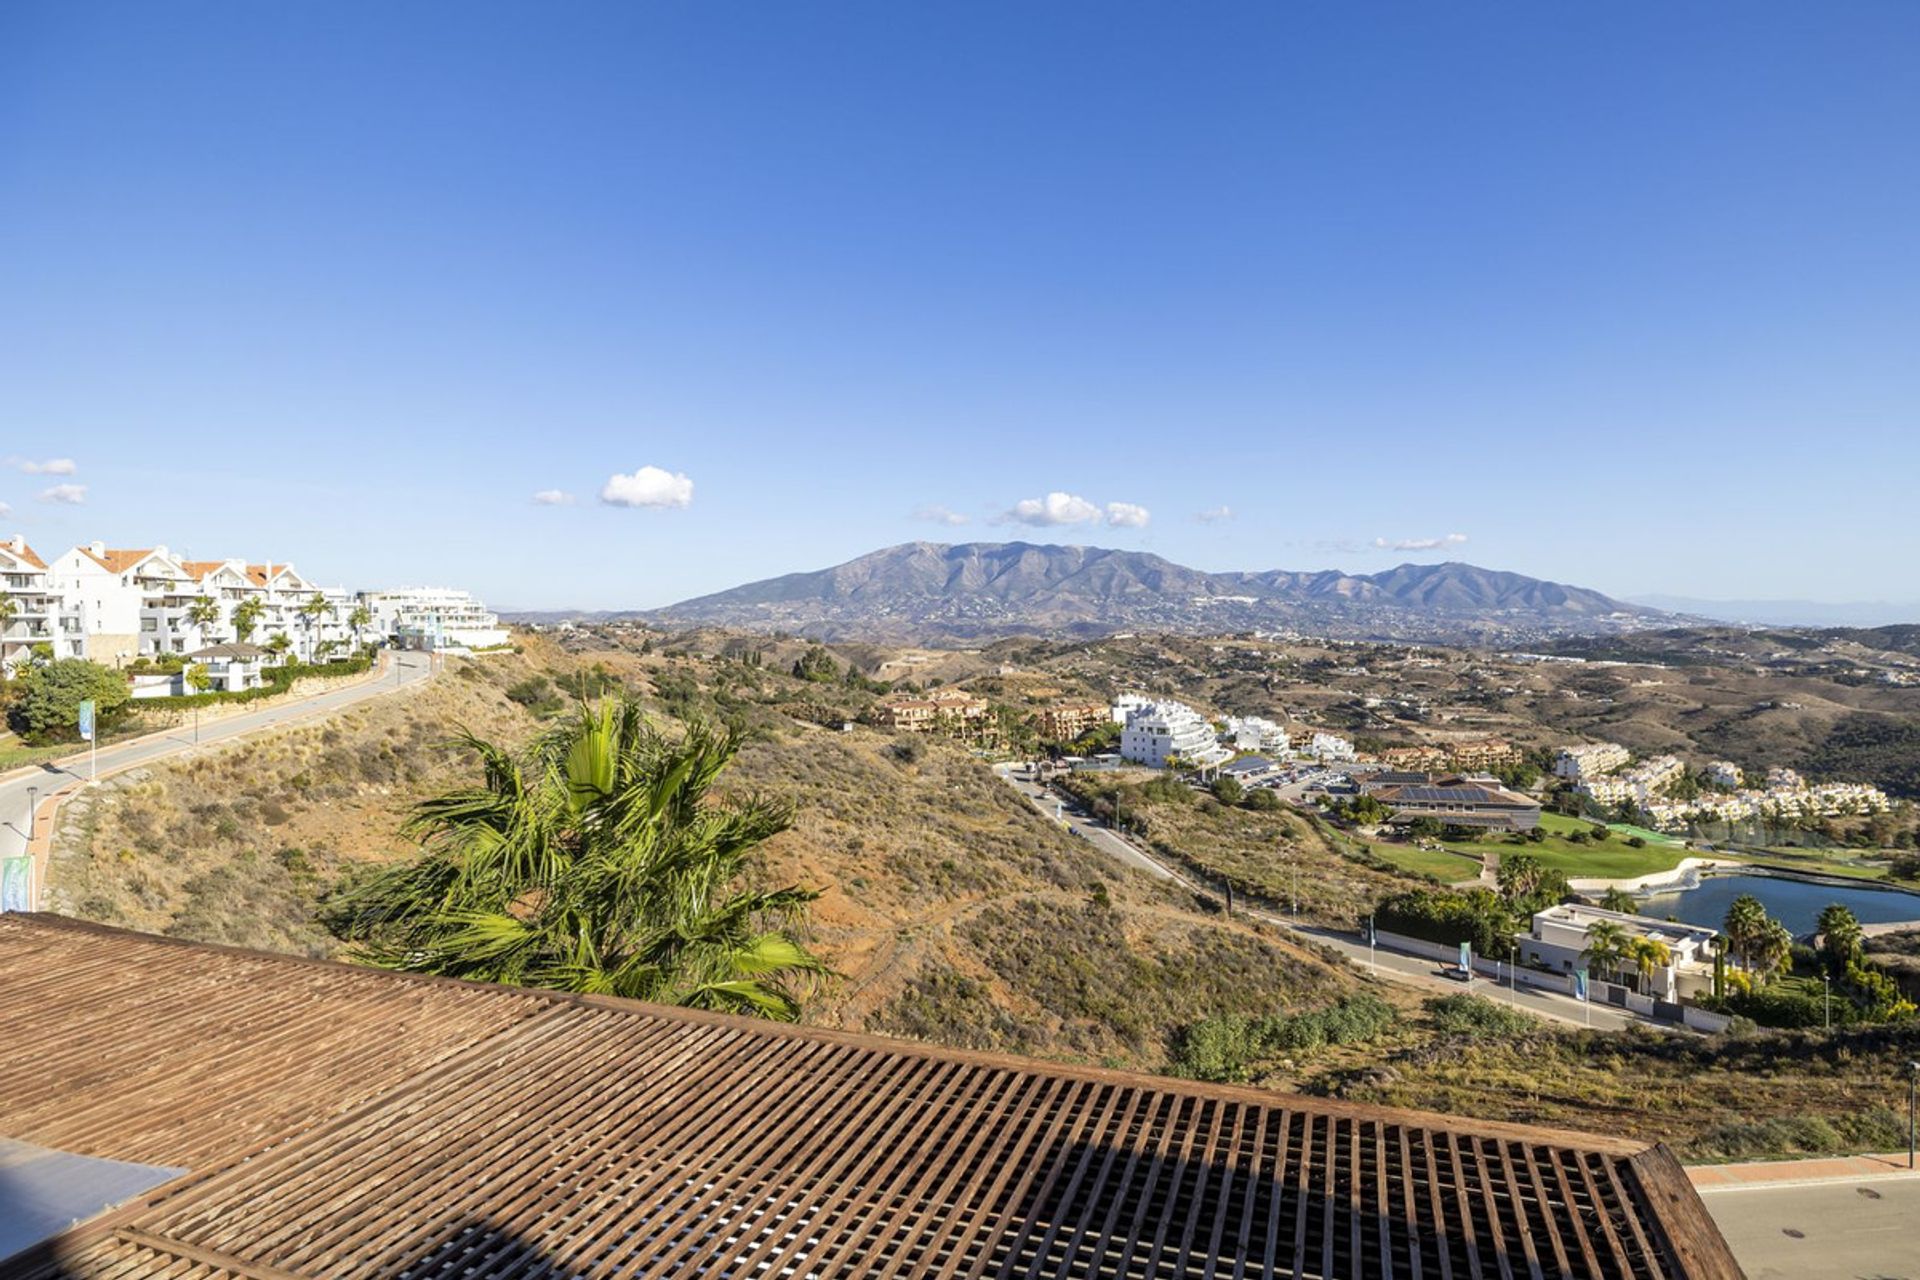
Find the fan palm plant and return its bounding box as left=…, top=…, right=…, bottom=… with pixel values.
left=327, top=698, right=825, bottom=1019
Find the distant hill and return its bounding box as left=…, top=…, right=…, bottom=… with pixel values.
left=635, top=541, right=1672, bottom=643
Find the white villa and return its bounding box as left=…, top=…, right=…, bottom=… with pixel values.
left=1118, top=700, right=1232, bottom=771
left=1516, top=903, right=1718, bottom=1002
left=1553, top=742, right=1632, bottom=782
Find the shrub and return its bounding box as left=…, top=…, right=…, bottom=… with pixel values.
left=1424, top=994, right=1535, bottom=1038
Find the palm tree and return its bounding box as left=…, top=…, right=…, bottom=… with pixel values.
left=1599, top=886, right=1638, bottom=914
left=1817, top=903, right=1863, bottom=977
left=186, top=595, right=223, bottom=642
left=230, top=596, right=266, bottom=643
left=0, top=595, right=17, bottom=677
left=1753, top=918, right=1795, bottom=985
left=264, top=633, right=293, bottom=665
left=1497, top=852, right=1545, bottom=903
left=325, top=699, right=825, bottom=1019
left=1582, top=920, right=1629, bottom=986
left=1723, top=893, right=1769, bottom=973
left=348, top=604, right=373, bottom=650
left=1627, top=936, right=1672, bottom=996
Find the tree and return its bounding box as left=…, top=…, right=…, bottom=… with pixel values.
left=299, top=592, right=332, bottom=657
left=1723, top=893, right=1770, bottom=973
left=1816, top=903, right=1864, bottom=977
left=1209, top=775, right=1243, bottom=805
left=230, top=596, right=266, bottom=642
left=791, top=645, right=837, bottom=683
left=186, top=595, right=223, bottom=640
left=1752, top=918, right=1795, bottom=985
left=1627, top=935, right=1672, bottom=996
left=6, top=659, right=130, bottom=742
left=1599, top=886, right=1639, bottom=914
left=1582, top=920, right=1629, bottom=986
left=324, top=699, right=825, bottom=1019
left=264, top=633, right=293, bottom=664
left=184, top=664, right=211, bottom=695
left=348, top=604, right=374, bottom=645
left=1496, top=853, right=1546, bottom=903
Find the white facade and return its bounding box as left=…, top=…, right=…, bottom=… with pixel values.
left=360, top=588, right=509, bottom=651
left=1118, top=700, right=1232, bottom=770
left=0, top=537, right=59, bottom=675
left=1109, top=693, right=1153, bottom=725
left=1307, top=731, right=1356, bottom=762
left=1225, top=715, right=1290, bottom=754
left=1516, top=904, right=1717, bottom=1002
left=1704, top=761, right=1743, bottom=788
left=1553, top=742, right=1631, bottom=782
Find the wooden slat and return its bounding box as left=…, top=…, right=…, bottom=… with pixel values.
left=0, top=914, right=1744, bottom=1280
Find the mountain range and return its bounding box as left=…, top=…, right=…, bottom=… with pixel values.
left=596, top=541, right=1679, bottom=644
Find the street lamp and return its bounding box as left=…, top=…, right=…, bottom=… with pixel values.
left=25, top=786, right=37, bottom=842
left=1823, top=974, right=1831, bottom=1031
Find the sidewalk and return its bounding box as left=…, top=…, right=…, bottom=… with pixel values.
left=1689, top=1151, right=1918, bottom=1191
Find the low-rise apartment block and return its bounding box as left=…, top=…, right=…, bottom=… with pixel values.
left=1036, top=700, right=1108, bottom=742
left=1552, top=742, right=1631, bottom=782
left=0, top=536, right=58, bottom=676
left=1447, top=736, right=1523, bottom=771
left=1307, top=730, right=1357, bottom=762
left=1516, top=904, right=1717, bottom=1001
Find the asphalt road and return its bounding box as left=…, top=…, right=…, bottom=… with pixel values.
left=1702, top=1177, right=1920, bottom=1279
left=1, top=653, right=434, bottom=865
left=993, top=764, right=1640, bottom=1031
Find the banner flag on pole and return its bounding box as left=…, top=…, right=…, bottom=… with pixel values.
left=1459, top=941, right=1472, bottom=973
left=1574, top=968, right=1589, bottom=1003
left=77, top=699, right=95, bottom=742
left=1, top=856, right=31, bottom=913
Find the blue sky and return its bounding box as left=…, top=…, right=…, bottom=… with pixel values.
left=3, top=3, right=1916, bottom=609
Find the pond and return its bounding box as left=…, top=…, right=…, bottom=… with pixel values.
left=1635, top=872, right=1920, bottom=937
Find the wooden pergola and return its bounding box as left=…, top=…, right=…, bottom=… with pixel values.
left=0, top=914, right=1742, bottom=1279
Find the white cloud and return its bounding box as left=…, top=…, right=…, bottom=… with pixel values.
left=1004, top=491, right=1104, bottom=526
left=39, top=483, right=86, bottom=505
left=532, top=489, right=576, bottom=506
left=11, top=457, right=76, bottom=476
left=600, top=466, right=694, bottom=509
left=1195, top=505, right=1234, bottom=524
left=1104, top=501, right=1151, bottom=528
left=1373, top=532, right=1468, bottom=552
left=912, top=504, right=969, bottom=526
left=0, top=502, right=11, bottom=518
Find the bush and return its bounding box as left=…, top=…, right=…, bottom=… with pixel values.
left=1210, top=775, right=1244, bottom=805
left=7, top=659, right=132, bottom=742
left=1243, top=788, right=1283, bottom=812
left=1171, top=995, right=1397, bottom=1082
left=1374, top=887, right=1517, bottom=959
left=1424, top=994, right=1535, bottom=1038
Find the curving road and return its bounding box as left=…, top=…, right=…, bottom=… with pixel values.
left=994, top=763, right=1643, bottom=1032
left=2, top=653, right=435, bottom=877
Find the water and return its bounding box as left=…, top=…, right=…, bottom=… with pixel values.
left=1636, top=872, right=1920, bottom=937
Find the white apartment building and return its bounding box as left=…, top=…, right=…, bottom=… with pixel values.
left=1224, top=715, right=1290, bottom=754
left=1552, top=742, right=1631, bottom=782
left=39, top=544, right=364, bottom=668
left=1307, top=731, right=1357, bottom=762
left=1118, top=700, right=1232, bottom=770
left=1109, top=693, right=1153, bottom=725
left=1704, top=761, right=1743, bottom=788
left=360, top=588, right=509, bottom=651
left=0, top=537, right=59, bottom=675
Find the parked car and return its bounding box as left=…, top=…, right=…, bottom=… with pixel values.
left=1441, top=966, right=1472, bottom=983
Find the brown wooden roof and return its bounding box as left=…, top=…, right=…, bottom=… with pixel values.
left=0, top=914, right=1742, bottom=1279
